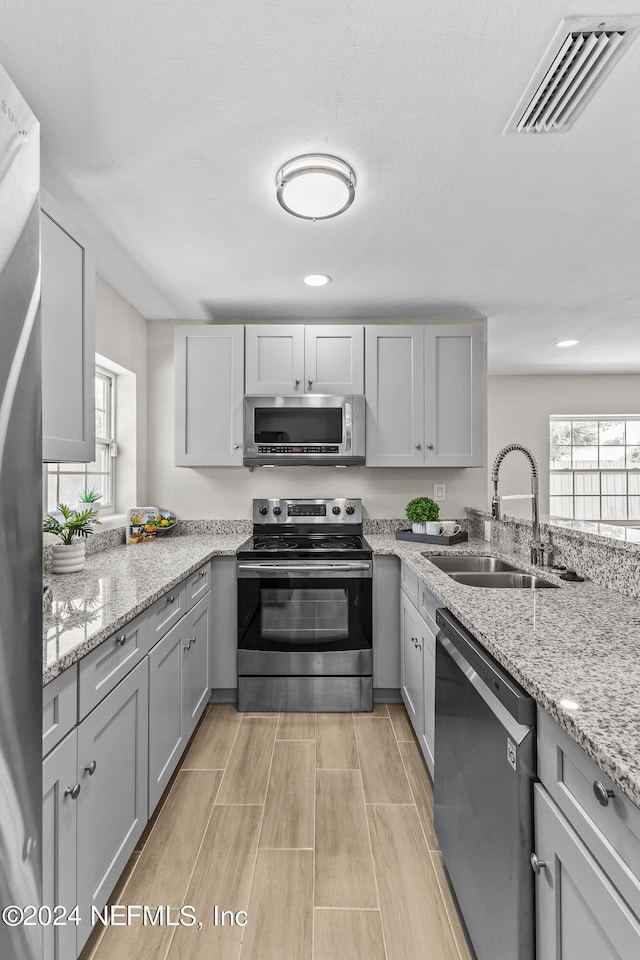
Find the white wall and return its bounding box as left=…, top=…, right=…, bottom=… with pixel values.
left=488, top=374, right=640, bottom=517
left=147, top=321, right=487, bottom=519
left=95, top=276, right=148, bottom=504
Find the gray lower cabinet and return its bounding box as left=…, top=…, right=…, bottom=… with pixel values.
left=41, top=189, right=95, bottom=463
left=372, top=556, right=401, bottom=695
left=400, top=589, right=425, bottom=737
left=534, top=784, right=640, bottom=958
left=148, top=590, right=212, bottom=813
left=210, top=557, right=237, bottom=700
left=174, top=324, right=244, bottom=466
left=42, top=730, right=78, bottom=960
left=75, top=658, right=149, bottom=953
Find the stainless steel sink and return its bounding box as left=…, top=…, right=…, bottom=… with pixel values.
left=425, top=555, right=521, bottom=574
left=448, top=572, right=558, bottom=589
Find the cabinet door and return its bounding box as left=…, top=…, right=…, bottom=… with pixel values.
left=42, top=730, right=78, bottom=960
left=210, top=557, right=237, bottom=697
left=245, top=324, right=305, bottom=394
left=372, top=556, right=401, bottom=692
left=174, top=325, right=244, bottom=465
left=76, top=659, right=148, bottom=952
left=182, top=592, right=211, bottom=740
left=534, top=785, right=640, bottom=960
left=424, top=324, right=484, bottom=467
left=41, top=190, right=95, bottom=463
left=365, top=325, right=425, bottom=466
left=400, top=591, right=424, bottom=736
left=148, top=621, right=185, bottom=815
left=304, top=325, right=364, bottom=394
left=420, top=612, right=436, bottom=778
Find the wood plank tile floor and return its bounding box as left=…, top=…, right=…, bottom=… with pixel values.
left=81, top=704, right=473, bottom=960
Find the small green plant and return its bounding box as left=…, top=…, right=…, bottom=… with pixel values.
left=77, top=486, right=102, bottom=504
left=43, top=503, right=101, bottom=544
left=405, top=496, right=439, bottom=524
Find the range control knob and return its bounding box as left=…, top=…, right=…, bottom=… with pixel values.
left=258, top=505, right=269, bottom=516
left=345, top=505, right=355, bottom=515
left=272, top=506, right=282, bottom=515
left=332, top=506, right=341, bottom=515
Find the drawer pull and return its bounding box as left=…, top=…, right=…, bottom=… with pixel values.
left=168, top=595, right=175, bottom=604
left=199, top=570, right=206, bottom=578
left=593, top=780, right=615, bottom=806
left=530, top=853, right=546, bottom=875
left=84, top=760, right=97, bottom=776
left=115, top=634, right=127, bottom=647
left=65, top=783, right=81, bottom=800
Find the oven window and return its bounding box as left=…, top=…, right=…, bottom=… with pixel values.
left=238, top=577, right=371, bottom=653
left=254, top=408, right=343, bottom=444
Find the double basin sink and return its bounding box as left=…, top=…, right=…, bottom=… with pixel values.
left=425, top=555, right=558, bottom=589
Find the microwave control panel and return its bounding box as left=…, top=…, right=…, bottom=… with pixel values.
left=258, top=445, right=339, bottom=454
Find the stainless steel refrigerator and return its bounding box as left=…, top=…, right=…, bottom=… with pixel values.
left=0, top=61, right=43, bottom=960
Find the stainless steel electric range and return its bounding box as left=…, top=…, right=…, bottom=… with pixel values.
left=236, top=498, right=373, bottom=712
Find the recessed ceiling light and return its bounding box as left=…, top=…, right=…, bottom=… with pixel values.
left=276, top=154, right=356, bottom=220
left=556, top=340, right=579, bottom=348
left=303, top=274, right=331, bottom=287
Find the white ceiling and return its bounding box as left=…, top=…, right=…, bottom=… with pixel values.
left=2, top=0, right=640, bottom=374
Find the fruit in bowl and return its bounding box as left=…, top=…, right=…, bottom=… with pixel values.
left=154, top=510, right=177, bottom=535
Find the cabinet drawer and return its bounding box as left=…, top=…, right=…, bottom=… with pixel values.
left=147, top=583, right=187, bottom=645
left=43, top=666, right=78, bottom=758
left=78, top=611, right=148, bottom=719
left=186, top=560, right=212, bottom=610
left=537, top=706, right=640, bottom=913
left=400, top=564, right=419, bottom=608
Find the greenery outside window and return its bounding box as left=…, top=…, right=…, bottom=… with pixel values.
left=549, top=416, right=640, bottom=521
left=46, top=368, right=116, bottom=514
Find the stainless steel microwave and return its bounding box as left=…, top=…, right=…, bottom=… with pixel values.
left=243, top=395, right=365, bottom=466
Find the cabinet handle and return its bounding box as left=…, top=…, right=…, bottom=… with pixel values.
left=234, top=443, right=240, bottom=449
left=84, top=760, right=97, bottom=776
left=593, top=780, right=615, bottom=806
left=295, top=378, right=301, bottom=386
left=530, top=853, right=546, bottom=875
left=65, top=783, right=81, bottom=800
left=415, top=443, right=421, bottom=450
left=183, top=642, right=191, bottom=651
left=199, top=570, right=206, bottom=578
left=115, top=634, right=127, bottom=647
left=168, top=595, right=175, bottom=604
left=427, top=443, right=434, bottom=450
left=307, top=379, right=313, bottom=388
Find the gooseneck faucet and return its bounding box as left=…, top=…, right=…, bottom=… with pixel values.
left=491, top=443, right=548, bottom=566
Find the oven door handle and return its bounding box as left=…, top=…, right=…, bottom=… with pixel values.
left=238, top=562, right=371, bottom=573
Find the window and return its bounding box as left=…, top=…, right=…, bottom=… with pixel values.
left=46, top=367, right=116, bottom=514
left=549, top=416, right=640, bottom=521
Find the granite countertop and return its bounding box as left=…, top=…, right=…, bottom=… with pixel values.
left=43, top=532, right=247, bottom=684
left=367, top=534, right=640, bottom=809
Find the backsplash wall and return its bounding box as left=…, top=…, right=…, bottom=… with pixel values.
left=146, top=320, right=487, bottom=519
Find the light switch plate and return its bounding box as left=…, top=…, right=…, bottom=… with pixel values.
left=433, top=483, right=446, bottom=501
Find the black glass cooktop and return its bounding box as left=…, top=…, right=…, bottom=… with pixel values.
left=237, top=533, right=371, bottom=560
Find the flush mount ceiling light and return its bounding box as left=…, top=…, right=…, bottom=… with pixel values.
left=556, top=339, right=579, bottom=347
left=303, top=274, right=332, bottom=287
left=276, top=154, right=356, bottom=220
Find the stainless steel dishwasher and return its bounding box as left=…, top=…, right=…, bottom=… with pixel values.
left=434, top=608, right=536, bottom=960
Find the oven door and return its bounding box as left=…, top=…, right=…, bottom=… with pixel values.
left=237, top=561, right=372, bottom=677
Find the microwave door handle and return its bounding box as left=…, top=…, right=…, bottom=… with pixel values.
left=344, top=401, right=352, bottom=452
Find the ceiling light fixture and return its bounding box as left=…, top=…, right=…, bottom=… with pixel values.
left=276, top=154, right=356, bottom=220
left=303, top=274, right=331, bottom=287
left=556, top=339, right=579, bottom=348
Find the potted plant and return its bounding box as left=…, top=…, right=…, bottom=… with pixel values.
left=405, top=496, right=440, bottom=534
left=75, top=485, right=102, bottom=518
left=43, top=503, right=101, bottom=573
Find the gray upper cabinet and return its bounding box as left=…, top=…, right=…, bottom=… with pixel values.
left=245, top=324, right=364, bottom=395
left=41, top=190, right=95, bottom=463
left=174, top=324, right=244, bottom=466
left=365, top=325, right=425, bottom=466
left=365, top=323, right=484, bottom=467
left=424, top=324, right=484, bottom=467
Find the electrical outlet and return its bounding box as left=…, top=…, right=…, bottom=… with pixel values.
left=433, top=483, right=446, bottom=501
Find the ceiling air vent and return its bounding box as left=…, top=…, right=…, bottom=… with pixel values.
left=505, top=16, right=640, bottom=134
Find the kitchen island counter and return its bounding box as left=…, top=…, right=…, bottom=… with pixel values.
left=43, top=532, right=246, bottom=684
left=367, top=533, right=640, bottom=810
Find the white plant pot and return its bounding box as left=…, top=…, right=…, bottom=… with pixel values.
left=411, top=523, right=426, bottom=534
left=51, top=542, right=86, bottom=574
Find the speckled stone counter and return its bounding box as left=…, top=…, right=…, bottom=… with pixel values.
left=367, top=533, right=640, bottom=809
left=43, top=532, right=248, bottom=685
